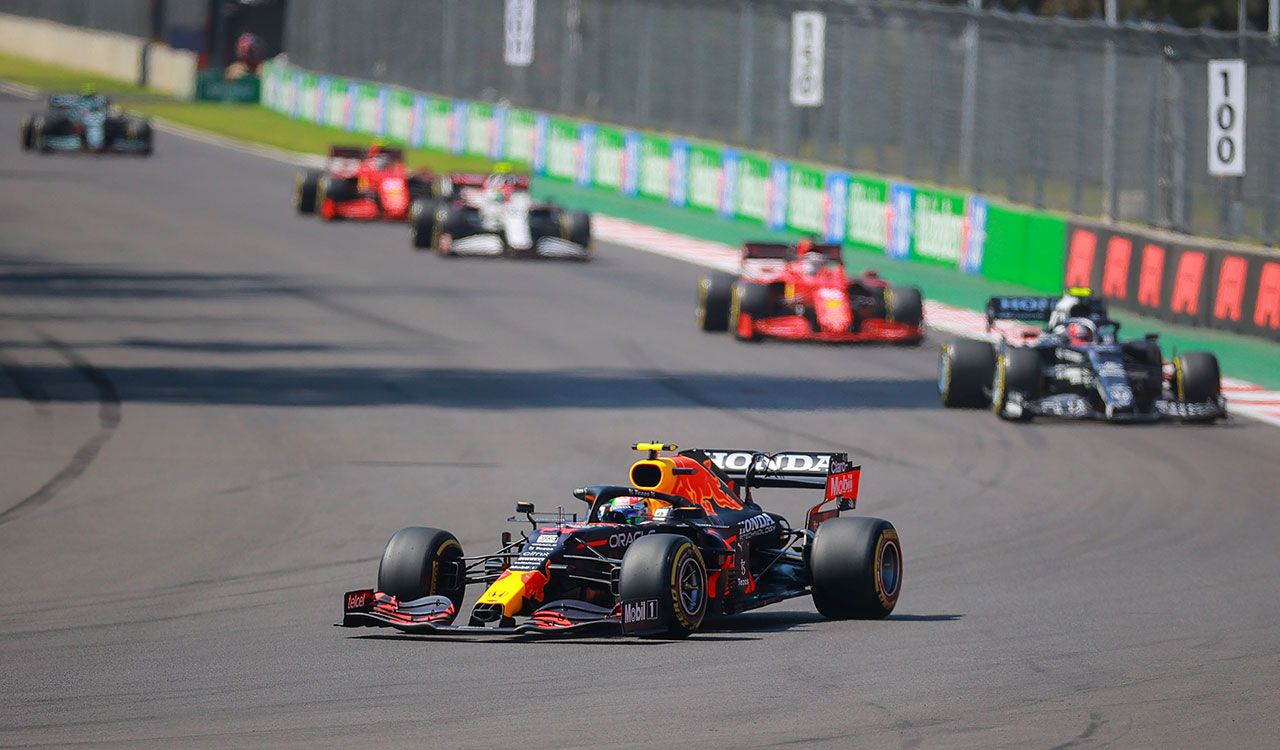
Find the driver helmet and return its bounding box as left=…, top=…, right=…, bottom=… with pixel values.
left=598, top=496, right=653, bottom=525
left=796, top=240, right=827, bottom=274
left=1066, top=318, right=1097, bottom=346
left=366, top=144, right=392, bottom=170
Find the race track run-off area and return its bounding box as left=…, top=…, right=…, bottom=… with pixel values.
left=1, top=93, right=1279, bottom=748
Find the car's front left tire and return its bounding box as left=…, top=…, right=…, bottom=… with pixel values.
left=619, top=534, right=708, bottom=639
left=295, top=170, right=321, bottom=215
left=697, top=273, right=734, bottom=332
left=377, top=526, right=467, bottom=613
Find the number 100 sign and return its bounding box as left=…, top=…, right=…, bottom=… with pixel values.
left=1208, top=60, right=1246, bottom=177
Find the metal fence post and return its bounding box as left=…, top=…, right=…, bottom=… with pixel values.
left=737, top=3, right=755, bottom=145
left=560, top=0, right=581, bottom=112
left=442, top=0, right=457, bottom=95
left=958, top=0, right=981, bottom=187
left=1101, top=0, right=1118, bottom=221
left=636, top=8, right=654, bottom=126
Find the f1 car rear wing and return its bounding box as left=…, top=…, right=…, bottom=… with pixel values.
left=697, top=449, right=862, bottom=531
left=985, top=296, right=1055, bottom=324
left=447, top=172, right=532, bottom=189
left=741, top=242, right=842, bottom=263
left=698, top=449, right=851, bottom=489
left=985, top=289, right=1109, bottom=328
left=327, top=145, right=405, bottom=162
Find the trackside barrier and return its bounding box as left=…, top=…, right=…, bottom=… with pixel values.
left=261, top=58, right=1278, bottom=344
left=0, top=13, right=197, bottom=99
left=1065, top=220, right=1280, bottom=342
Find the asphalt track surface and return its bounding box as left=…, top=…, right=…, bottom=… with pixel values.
left=1, top=93, right=1278, bottom=749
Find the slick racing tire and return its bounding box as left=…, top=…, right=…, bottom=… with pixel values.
left=810, top=517, right=901, bottom=620
left=886, top=285, right=924, bottom=328
left=377, top=527, right=467, bottom=612
left=938, top=338, right=995, bottom=408
left=1123, top=338, right=1164, bottom=410
left=992, top=347, right=1042, bottom=421
left=410, top=199, right=440, bottom=250
left=697, top=273, right=734, bottom=332
left=20, top=116, right=33, bottom=151
left=295, top=170, right=321, bottom=215
left=32, top=116, right=50, bottom=154
left=730, top=282, right=770, bottom=342
left=1173, top=352, right=1222, bottom=422
left=619, top=534, right=708, bottom=639
left=139, top=121, right=154, bottom=156
left=564, top=211, right=592, bottom=251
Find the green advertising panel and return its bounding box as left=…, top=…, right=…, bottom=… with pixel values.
left=846, top=175, right=889, bottom=252
left=260, top=59, right=282, bottom=111
left=504, top=109, right=537, bottom=166
left=1023, top=214, right=1068, bottom=293
left=980, top=204, right=1068, bottom=293
left=912, top=187, right=967, bottom=267
left=324, top=79, right=349, bottom=130
left=355, top=83, right=380, bottom=134
left=545, top=118, right=580, bottom=181
left=979, top=203, right=1027, bottom=285
left=786, top=164, right=825, bottom=234
left=594, top=127, right=627, bottom=193
left=385, top=89, right=414, bottom=144
left=297, top=73, right=320, bottom=122
left=465, top=102, right=494, bottom=157
left=423, top=97, right=453, bottom=152
left=638, top=135, right=671, bottom=201
left=735, top=153, right=770, bottom=225
left=686, top=143, right=723, bottom=213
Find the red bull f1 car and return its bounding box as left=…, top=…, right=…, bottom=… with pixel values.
left=20, top=91, right=152, bottom=155
left=339, top=443, right=902, bottom=638
left=939, top=289, right=1226, bottom=422
left=697, top=241, right=924, bottom=343
left=294, top=145, right=435, bottom=222
left=409, top=171, right=592, bottom=260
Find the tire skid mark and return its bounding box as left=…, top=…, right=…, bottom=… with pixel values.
left=0, top=333, right=120, bottom=525
left=0, top=348, right=51, bottom=413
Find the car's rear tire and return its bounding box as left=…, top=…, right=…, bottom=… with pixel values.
left=1123, top=339, right=1164, bottom=410
left=993, top=347, right=1042, bottom=420
left=697, top=273, right=734, bottom=332
left=437, top=206, right=476, bottom=257
left=810, top=517, right=901, bottom=620
left=565, top=211, right=591, bottom=252
left=410, top=199, right=439, bottom=250
left=138, top=121, right=153, bottom=156
left=730, top=282, right=770, bottom=342
left=295, top=170, right=321, bottom=215
left=1173, top=352, right=1221, bottom=422
left=938, top=338, right=995, bottom=408
left=20, top=116, right=33, bottom=151
left=32, top=116, right=50, bottom=153
left=377, top=527, right=467, bottom=613
left=619, top=534, right=708, bottom=639
left=886, top=285, right=924, bottom=327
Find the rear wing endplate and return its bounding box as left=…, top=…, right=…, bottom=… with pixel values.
left=985, top=296, right=1055, bottom=326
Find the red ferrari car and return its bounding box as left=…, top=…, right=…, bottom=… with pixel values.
left=294, top=145, right=435, bottom=222
left=697, top=241, right=924, bottom=344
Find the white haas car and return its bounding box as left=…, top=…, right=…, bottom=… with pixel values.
left=409, top=171, right=592, bottom=260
